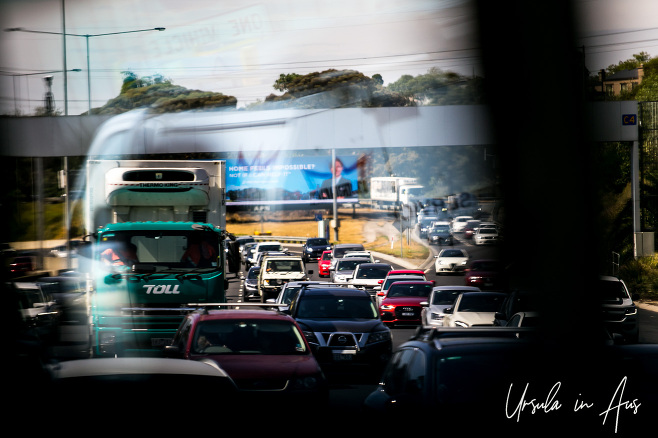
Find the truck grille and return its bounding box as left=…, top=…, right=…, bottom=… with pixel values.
left=123, top=170, right=195, bottom=181
left=321, top=332, right=361, bottom=347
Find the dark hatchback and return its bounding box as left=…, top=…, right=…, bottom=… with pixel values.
left=302, top=237, right=332, bottom=262
left=427, top=222, right=453, bottom=245
left=285, top=286, right=392, bottom=378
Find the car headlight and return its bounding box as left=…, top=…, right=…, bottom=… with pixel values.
left=302, top=330, right=319, bottom=344
left=460, top=260, right=467, bottom=265
left=454, top=321, right=469, bottom=328
left=380, top=304, right=395, bottom=310
left=305, top=247, right=312, bottom=252
left=431, top=312, right=443, bottom=321
left=292, top=376, right=320, bottom=390
left=367, top=330, right=391, bottom=344
left=625, top=306, right=637, bottom=316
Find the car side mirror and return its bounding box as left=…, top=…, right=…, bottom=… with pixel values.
left=162, top=345, right=181, bottom=358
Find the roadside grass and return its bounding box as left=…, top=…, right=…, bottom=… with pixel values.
left=226, top=217, right=371, bottom=244
left=367, top=235, right=429, bottom=260
left=226, top=216, right=429, bottom=261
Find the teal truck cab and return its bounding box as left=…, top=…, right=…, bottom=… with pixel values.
left=84, top=159, right=229, bottom=357
left=92, top=221, right=229, bottom=357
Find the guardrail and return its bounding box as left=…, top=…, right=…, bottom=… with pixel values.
left=237, top=235, right=307, bottom=244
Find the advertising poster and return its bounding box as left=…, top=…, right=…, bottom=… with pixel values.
left=226, top=153, right=361, bottom=205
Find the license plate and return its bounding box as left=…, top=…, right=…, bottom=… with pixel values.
left=333, top=349, right=356, bottom=361
left=402, top=312, right=415, bottom=316
left=151, top=338, right=172, bottom=347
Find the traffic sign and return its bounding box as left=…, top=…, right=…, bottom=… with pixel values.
left=622, top=114, right=637, bottom=126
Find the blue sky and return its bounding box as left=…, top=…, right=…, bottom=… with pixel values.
left=2, top=0, right=657, bottom=116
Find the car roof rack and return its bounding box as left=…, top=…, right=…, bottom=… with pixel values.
left=185, top=302, right=290, bottom=314
left=411, top=326, right=538, bottom=342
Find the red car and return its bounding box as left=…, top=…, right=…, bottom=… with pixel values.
left=386, top=269, right=426, bottom=278
left=164, top=309, right=328, bottom=407
left=9, top=256, right=35, bottom=275
left=464, top=259, right=503, bottom=290
left=318, top=250, right=332, bottom=277
left=379, top=280, right=434, bottom=327
left=463, top=220, right=481, bottom=239
left=377, top=269, right=426, bottom=289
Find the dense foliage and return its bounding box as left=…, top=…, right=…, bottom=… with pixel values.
left=85, top=67, right=481, bottom=113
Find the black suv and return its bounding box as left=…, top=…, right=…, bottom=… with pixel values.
left=599, top=275, right=640, bottom=343
left=364, top=327, right=658, bottom=434
left=285, top=285, right=392, bottom=377
left=301, top=237, right=332, bottom=263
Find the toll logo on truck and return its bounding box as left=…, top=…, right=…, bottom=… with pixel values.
left=143, top=284, right=181, bottom=294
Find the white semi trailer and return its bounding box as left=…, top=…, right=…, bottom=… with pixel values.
left=370, top=176, right=424, bottom=210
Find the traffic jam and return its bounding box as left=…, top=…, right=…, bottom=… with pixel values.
left=5, top=2, right=658, bottom=434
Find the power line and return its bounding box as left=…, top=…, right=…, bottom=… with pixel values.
left=585, top=37, right=658, bottom=50
left=578, top=26, right=658, bottom=40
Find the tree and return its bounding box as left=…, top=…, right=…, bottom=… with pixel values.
left=262, top=69, right=413, bottom=109
left=386, top=68, right=484, bottom=105
left=273, top=73, right=301, bottom=92
left=95, top=72, right=237, bottom=114
left=606, top=51, right=651, bottom=74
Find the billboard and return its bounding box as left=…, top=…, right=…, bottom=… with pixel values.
left=226, top=153, right=361, bottom=205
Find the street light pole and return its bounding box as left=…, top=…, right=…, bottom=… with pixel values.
left=5, top=26, right=165, bottom=115
left=62, top=0, right=67, bottom=115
